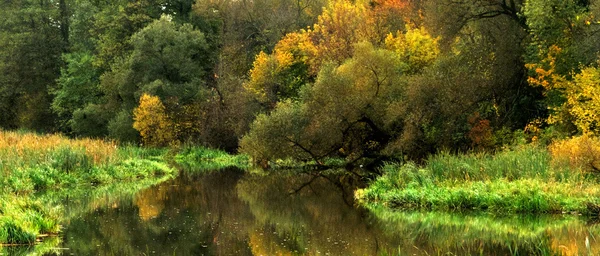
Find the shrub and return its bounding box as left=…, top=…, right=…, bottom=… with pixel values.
left=549, top=135, right=600, bottom=174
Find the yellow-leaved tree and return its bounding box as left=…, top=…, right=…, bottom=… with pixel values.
left=245, top=0, right=415, bottom=108
left=564, top=66, right=600, bottom=135
left=527, top=45, right=600, bottom=135
left=384, top=26, right=440, bottom=74
left=245, top=32, right=313, bottom=107
left=133, top=94, right=176, bottom=147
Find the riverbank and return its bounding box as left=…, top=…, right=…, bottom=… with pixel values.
left=0, top=130, right=177, bottom=245
left=0, top=130, right=252, bottom=245
left=356, top=143, right=600, bottom=215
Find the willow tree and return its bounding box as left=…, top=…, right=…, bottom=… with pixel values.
left=241, top=33, right=439, bottom=164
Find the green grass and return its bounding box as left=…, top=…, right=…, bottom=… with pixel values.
left=174, top=146, right=250, bottom=171
left=0, top=130, right=177, bottom=245
left=357, top=144, right=600, bottom=215
left=365, top=206, right=599, bottom=256
left=0, top=196, right=60, bottom=244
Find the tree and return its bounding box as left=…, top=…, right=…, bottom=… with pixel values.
left=133, top=94, right=176, bottom=146
left=241, top=38, right=439, bottom=164
left=245, top=32, right=312, bottom=107
left=97, top=15, right=211, bottom=142
left=0, top=0, right=67, bottom=131
left=52, top=52, right=101, bottom=131
left=524, top=0, right=600, bottom=134
left=244, top=0, right=414, bottom=108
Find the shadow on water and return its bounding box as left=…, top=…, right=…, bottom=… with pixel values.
left=21, top=168, right=600, bottom=256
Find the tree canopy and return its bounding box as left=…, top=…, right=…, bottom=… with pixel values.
left=2, top=0, right=600, bottom=163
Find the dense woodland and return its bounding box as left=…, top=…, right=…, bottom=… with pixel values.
left=2, top=0, right=600, bottom=164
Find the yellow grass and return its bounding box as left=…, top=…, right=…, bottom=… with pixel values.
left=0, top=130, right=118, bottom=171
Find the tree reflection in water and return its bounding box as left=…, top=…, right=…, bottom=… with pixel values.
left=54, top=168, right=600, bottom=256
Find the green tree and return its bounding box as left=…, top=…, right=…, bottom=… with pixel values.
left=241, top=39, right=438, bottom=163
left=0, top=0, right=68, bottom=131
left=98, top=15, right=211, bottom=142
left=52, top=52, right=101, bottom=131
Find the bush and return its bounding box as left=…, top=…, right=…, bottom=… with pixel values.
left=549, top=135, right=600, bottom=174
left=108, top=110, right=140, bottom=143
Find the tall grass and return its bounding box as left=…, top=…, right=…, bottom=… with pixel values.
left=357, top=144, right=600, bottom=214
left=174, top=146, right=250, bottom=171
left=426, top=144, right=577, bottom=182
left=0, top=130, right=176, bottom=244
left=366, top=206, right=600, bottom=255
left=0, top=130, right=117, bottom=171
left=0, top=196, right=60, bottom=244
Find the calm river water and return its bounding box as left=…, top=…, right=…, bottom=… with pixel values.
left=14, top=168, right=600, bottom=255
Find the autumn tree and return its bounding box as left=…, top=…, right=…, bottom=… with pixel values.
left=133, top=94, right=176, bottom=146
left=524, top=0, right=600, bottom=135
left=245, top=0, right=415, bottom=108
left=241, top=34, right=439, bottom=163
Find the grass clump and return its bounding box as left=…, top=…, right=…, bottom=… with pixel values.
left=0, top=130, right=176, bottom=244
left=0, top=196, right=60, bottom=245
left=357, top=143, right=600, bottom=215
left=174, top=146, right=250, bottom=171
left=365, top=206, right=600, bottom=255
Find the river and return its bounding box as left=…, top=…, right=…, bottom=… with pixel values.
left=9, top=168, right=600, bottom=255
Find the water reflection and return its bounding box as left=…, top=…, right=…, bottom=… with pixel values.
left=48, top=168, right=600, bottom=256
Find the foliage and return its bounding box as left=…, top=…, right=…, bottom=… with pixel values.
left=133, top=94, right=176, bottom=147
left=242, top=26, right=440, bottom=162
left=174, top=146, right=250, bottom=171
left=0, top=130, right=176, bottom=244
left=98, top=15, right=211, bottom=142
left=107, top=110, right=140, bottom=142
left=527, top=46, right=600, bottom=136
left=52, top=52, right=102, bottom=132
left=523, top=0, right=600, bottom=134
left=245, top=32, right=312, bottom=106
left=244, top=0, right=415, bottom=107
left=0, top=0, right=65, bottom=132
left=357, top=144, right=600, bottom=214
left=565, top=66, right=600, bottom=135
left=384, top=26, right=440, bottom=74
left=550, top=135, right=600, bottom=174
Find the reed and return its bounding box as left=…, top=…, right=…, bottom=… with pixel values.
left=0, top=130, right=176, bottom=244
left=357, top=144, right=600, bottom=214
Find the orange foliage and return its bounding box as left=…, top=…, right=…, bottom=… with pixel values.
left=468, top=112, right=493, bottom=149
left=525, top=45, right=564, bottom=91
left=549, top=135, right=600, bottom=174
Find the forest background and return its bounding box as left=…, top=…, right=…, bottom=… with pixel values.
left=2, top=0, right=600, bottom=167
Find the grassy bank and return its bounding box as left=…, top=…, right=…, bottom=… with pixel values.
left=174, top=146, right=250, bottom=171
left=356, top=144, right=600, bottom=214
left=0, top=130, right=176, bottom=245
left=366, top=206, right=599, bottom=255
